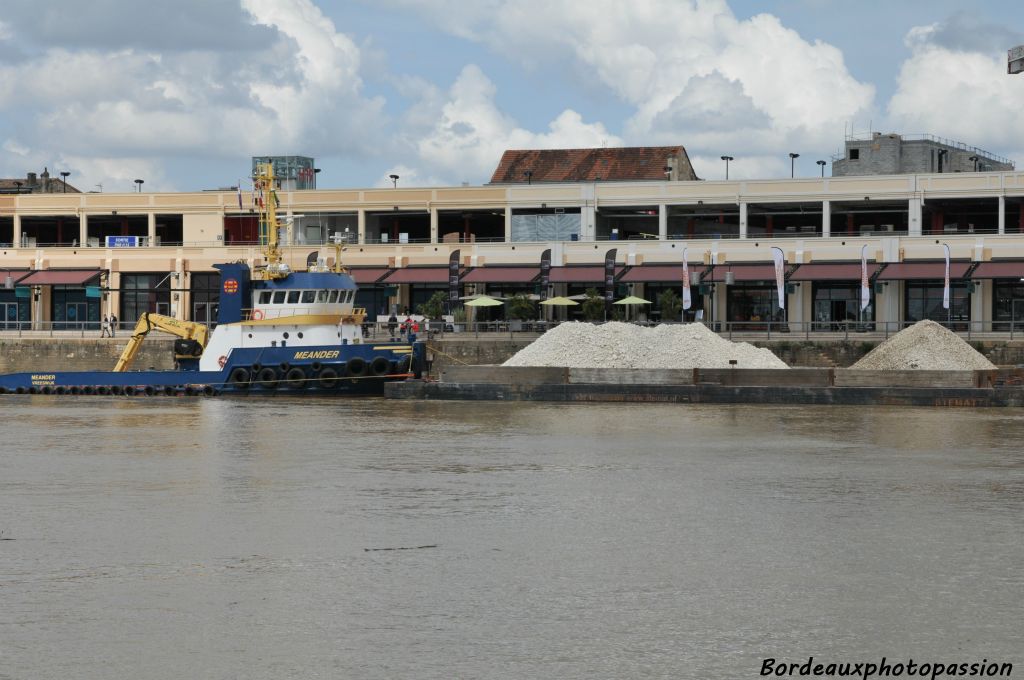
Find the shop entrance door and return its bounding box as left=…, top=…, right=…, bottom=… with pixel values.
left=65, top=302, right=87, bottom=329
left=193, top=302, right=218, bottom=326
left=0, top=302, right=19, bottom=330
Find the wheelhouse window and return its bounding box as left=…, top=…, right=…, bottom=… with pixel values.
left=287, top=291, right=300, bottom=304
left=301, top=290, right=315, bottom=304
left=272, top=291, right=286, bottom=304
left=259, top=291, right=272, bottom=305
left=328, top=290, right=339, bottom=303
left=316, top=290, right=329, bottom=303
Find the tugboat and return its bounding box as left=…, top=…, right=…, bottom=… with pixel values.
left=0, top=163, right=425, bottom=396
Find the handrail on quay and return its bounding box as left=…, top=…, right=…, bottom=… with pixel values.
left=2, top=319, right=1024, bottom=342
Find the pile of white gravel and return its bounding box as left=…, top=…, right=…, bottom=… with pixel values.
left=502, top=321, right=789, bottom=369
left=851, top=320, right=996, bottom=371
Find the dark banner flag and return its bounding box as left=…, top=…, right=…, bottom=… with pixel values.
left=604, top=248, right=617, bottom=313
left=448, top=249, right=461, bottom=303
left=539, top=248, right=551, bottom=301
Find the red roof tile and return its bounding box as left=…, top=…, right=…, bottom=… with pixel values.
left=489, top=146, right=697, bottom=184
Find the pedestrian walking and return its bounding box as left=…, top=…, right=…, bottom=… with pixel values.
left=100, top=315, right=110, bottom=338
left=109, top=314, right=117, bottom=337
left=388, top=313, right=398, bottom=341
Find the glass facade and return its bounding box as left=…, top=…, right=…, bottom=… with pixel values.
left=120, top=273, right=172, bottom=323
left=726, top=283, right=786, bottom=326
left=993, top=280, right=1024, bottom=331
left=905, top=281, right=970, bottom=328
left=190, top=272, right=220, bottom=326
left=52, top=287, right=101, bottom=329
left=812, top=283, right=874, bottom=330
left=0, top=289, right=30, bottom=329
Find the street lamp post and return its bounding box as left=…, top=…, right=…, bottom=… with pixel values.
left=789, top=152, right=800, bottom=178
left=134, top=179, right=144, bottom=193
left=523, top=170, right=533, bottom=185
left=389, top=174, right=399, bottom=188
left=968, top=155, right=979, bottom=172
left=720, top=155, right=733, bottom=180
left=313, top=167, right=321, bottom=189
left=60, top=171, right=70, bottom=193
left=816, top=160, right=826, bottom=177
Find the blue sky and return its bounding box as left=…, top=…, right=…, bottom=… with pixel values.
left=0, top=0, right=1021, bottom=192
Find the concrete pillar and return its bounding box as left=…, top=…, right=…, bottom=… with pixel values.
left=429, top=207, right=439, bottom=244
left=971, top=279, right=985, bottom=333
left=908, top=197, right=922, bottom=236
left=504, top=207, right=512, bottom=243
left=147, top=212, right=157, bottom=246
left=79, top=213, right=88, bottom=246
left=821, top=199, right=830, bottom=238
left=12, top=214, right=21, bottom=248
left=739, top=202, right=748, bottom=239
left=998, top=195, right=1005, bottom=235
left=583, top=205, right=597, bottom=241
left=658, top=204, right=667, bottom=240
left=357, top=209, right=366, bottom=244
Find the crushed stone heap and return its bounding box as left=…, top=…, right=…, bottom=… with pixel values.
left=502, top=321, right=789, bottom=369
left=851, top=320, right=996, bottom=371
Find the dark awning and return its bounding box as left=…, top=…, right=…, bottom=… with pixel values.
left=789, top=263, right=880, bottom=281
left=971, top=262, right=1024, bottom=279
left=461, top=267, right=539, bottom=284
left=18, top=269, right=103, bottom=286
left=548, top=266, right=624, bottom=283
left=707, top=264, right=778, bottom=282
left=619, top=265, right=687, bottom=283
left=877, top=262, right=971, bottom=280
left=348, top=267, right=392, bottom=284
left=380, top=267, right=451, bottom=284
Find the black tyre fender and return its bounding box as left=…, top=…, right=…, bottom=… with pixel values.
left=83, top=386, right=95, bottom=395
left=370, top=356, right=391, bottom=377
left=42, top=386, right=54, bottom=395
left=311, top=361, right=323, bottom=372
left=163, top=386, right=176, bottom=396
left=318, top=367, right=339, bottom=389
left=202, top=385, right=217, bottom=397
left=347, top=357, right=367, bottom=377
left=54, top=386, right=66, bottom=395
left=279, top=362, right=291, bottom=372
left=285, top=367, right=307, bottom=389
left=123, top=386, right=136, bottom=396
left=256, top=367, right=278, bottom=389
left=97, top=386, right=110, bottom=395
left=229, top=367, right=251, bottom=388
left=143, top=385, right=156, bottom=396
left=250, top=362, right=263, bottom=374
left=16, top=387, right=26, bottom=394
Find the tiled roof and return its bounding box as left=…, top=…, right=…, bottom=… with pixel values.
left=489, top=145, right=698, bottom=184
left=0, top=178, right=80, bottom=193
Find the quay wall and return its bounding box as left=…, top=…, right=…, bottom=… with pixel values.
left=3, top=336, right=1024, bottom=374
left=0, top=338, right=176, bottom=373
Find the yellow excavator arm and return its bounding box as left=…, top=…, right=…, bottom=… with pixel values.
left=113, top=313, right=210, bottom=372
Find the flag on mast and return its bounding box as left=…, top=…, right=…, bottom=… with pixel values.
left=681, top=247, right=691, bottom=310
left=942, top=243, right=951, bottom=309
left=237, top=183, right=243, bottom=210
left=860, top=245, right=870, bottom=311
left=771, top=246, right=786, bottom=310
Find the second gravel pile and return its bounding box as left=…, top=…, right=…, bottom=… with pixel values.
left=502, top=322, right=789, bottom=369
left=851, top=320, right=996, bottom=370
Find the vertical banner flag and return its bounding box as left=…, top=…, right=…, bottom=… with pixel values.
left=942, top=243, right=951, bottom=309
left=539, top=249, right=551, bottom=301
left=604, top=248, right=617, bottom=312
left=237, top=182, right=243, bottom=210
left=860, top=244, right=870, bottom=311
left=771, top=246, right=786, bottom=311
left=448, top=250, right=461, bottom=303
left=681, top=247, right=692, bottom=310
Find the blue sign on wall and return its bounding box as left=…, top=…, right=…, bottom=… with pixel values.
left=106, top=235, right=139, bottom=248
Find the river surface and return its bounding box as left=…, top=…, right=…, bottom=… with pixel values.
left=1, top=398, right=1022, bottom=679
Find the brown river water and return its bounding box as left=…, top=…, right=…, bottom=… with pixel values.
left=1, top=397, right=1022, bottom=679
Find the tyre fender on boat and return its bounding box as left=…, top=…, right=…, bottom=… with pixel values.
left=256, top=367, right=278, bottom=389
left=285, top=367, right=307, bottom=389
left=229, top=367, right=251, bottom=388
left=347, top=357, right=367, bottom=378
left=317, top=367, right=339, bottom=389
left=370, top=356, right=391, bottom=377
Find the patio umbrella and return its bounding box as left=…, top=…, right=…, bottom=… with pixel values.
left=460, top=293, right=506, bottom=301
left=539, top=296, right=579, bottom=306
left=464, top=295, right=504, bottom=307
left=613, top=295, right=652, bottom=305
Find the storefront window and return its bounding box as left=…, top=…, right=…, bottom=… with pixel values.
left=993, top=280, right=1024, bottom=330
left=52, top=287, right=101, bottom=329
left=0, top=289, right=30, bottom=330
left=121, top=273, right=172, bottom=323
left=905, top=281, right=969, bottom=329
left=190, top=272, right=220, bottom=326
left=727, top=283, right=785, bottom=327
left=812, top=283, right=874, bottom=330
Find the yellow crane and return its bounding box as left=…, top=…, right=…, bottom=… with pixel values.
left=113, top=313, right=210, bottom=372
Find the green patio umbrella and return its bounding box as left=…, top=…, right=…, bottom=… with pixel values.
left=613, top=295, right=652, bottom=305
left=539, top=296, right=579, bottom=306
left=464, top=295, right=504, bottom=307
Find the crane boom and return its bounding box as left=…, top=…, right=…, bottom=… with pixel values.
left=113, top=313, right=210, bottom=372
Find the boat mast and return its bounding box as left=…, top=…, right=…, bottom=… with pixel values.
left=253, top=162, right=288, bottom=280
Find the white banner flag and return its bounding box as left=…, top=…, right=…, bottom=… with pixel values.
left=771, top=247, right=786, bottom=311
left=942, top=243, right=951, bottom=310
left=860, top=245, right=870, bottom=311
left=681, top=247, right=691, bottom=311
